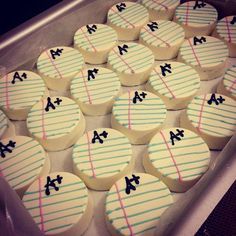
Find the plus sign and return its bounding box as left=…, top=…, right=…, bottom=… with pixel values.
left=54, top=98, right=62, bottom=106
left=217, top=96, right=225, bottom=104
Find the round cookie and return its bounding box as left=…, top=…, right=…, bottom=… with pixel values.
left=22, top=172, right=93, bottom=236
left=180, top=93, right=236, bottom=150
left=217, top=67, right=236, bottom=100
left=141, top=0, right=180, bottom=21
left=27, top=96, right=85, bottom=151
left=178, top=36, right=228, bottom=80
left=111, top=90, right=167, bottom=144
left=70, top=67, right=121, bottom=115
left=37, top=46, right=84, bottom=91
left=107, top=2, right=149, bottom=41
left=105, top=173, right=173, bottom=236
left=174, top=1, right=218, bottom=38
left=143, top=128, right=210, bottom=192
left=0, top=70, right=48, bottom=120
left=107, top=42, right=155, bottom=86
left=74, top=24, right=117, bottom=64
left=146, top=62, right=200, bottom=110
left=0, top=136, right=50, bottom=197
left=140, top=20, right=185, bottom=60
left=72, top=128, right=134, bottom=190
left=213, top=15, right=236, bottom=57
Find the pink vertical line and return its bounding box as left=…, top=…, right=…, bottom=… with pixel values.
left=38, top=177, right=45, bottom=233
left=114, top=183, right=134, bottom=236
left=128, top=90, right=132, bottom=129
left=187, top=39, right=201, bottom=67
left=197, top=94, right=207, bottom=132
left=81, top=70, right=92, bottom=104
left=160, top=131, right=182, bottom=182
left=153, top=0, right=169, bottom=11
left=185, top=1, right=190, bottom=26
left=41, top=100, right=47, bottom=140
left=4, top=73, right=10, bottom=109
left=225, top=17, right=232, bottom=43
left=228, top=79, right=236, bottom=92
left=86, top=132, right=96, bottom=178
left=143, top=28, right=170, bottom=47
left=110, top=8, right=135, bottom=28
left=80, top=28, right=97, bottom=52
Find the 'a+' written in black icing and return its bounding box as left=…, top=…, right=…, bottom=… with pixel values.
left=91, top=130, right=108, bottom=144
left=160, top=63, right=172, bottom=77
left=125, top=174, right=140, bottom=195
left=230, top=16, right=236, bottom=25
left=86, top=24, right=97, bottom=34
left=11, top=71, right=27, bottom=84
left=147, top=22, right=158, bottom=32
left=0, top=140, right=16, bottom=158
left=116, top=2, right=126, bottom=12
left=44, top=175, right=63, bottom=196
left=132, top=91, right=147, bottom=104
left=193, top=0, right=206, bottom=10
left=170, top=129, right=184, bottom=146
left=45, top=97, right=62, bottom=112
left=207, top=94, right=225, bottom=106
left=118, top=44, right=128, bottom=56
left=87, top=68, right=99, bottom=81
left=50, top=48, right=64, bottom=60
left=193, top=36, right=206, bottom=46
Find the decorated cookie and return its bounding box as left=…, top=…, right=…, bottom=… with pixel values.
left=0, top=109, right=15, bottom=139
left=0, top=136, right=50, bottom=197
left=105, top=173, right=173, bottom=236
left=72, top=128, right=134, bottom=190
left=140, top=20, right=185, bottom=60
left=70, top=67, right=121, bottom=115
left=107, top=2, right=149, bottom=41
left=111, top=90, right=166, bottom=144
left=174, top=1, right=218, bottom=38
left=27, top=96, right=85, bottom=151
left=0, top=70, right=48, bottom=120
left=180, top=93, right=236, bottom=150
left=107, top=42, right=155, bottom=86
left=23, top=172, right=93, bottom=236
left=74, top=24, right=118, bottom=64
left=37, top=46, right=84, bottom=91
left=144, top=128, right=210, bottom=192
left=146, top=62, right=200, bottom=110
left=178, top=36, right=228, bottom=80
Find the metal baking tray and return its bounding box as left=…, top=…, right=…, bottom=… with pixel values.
left=0, top=0, right=236, bottom=235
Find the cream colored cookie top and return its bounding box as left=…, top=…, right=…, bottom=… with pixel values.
left=140, top=20, right=185, bottom=47
left=72, top=128, right=132, bottom=178
left=112, top=90, right=166, bottom=131
left=186, top=93, right=236, bottom=137
left=0, top=136, right=47, bottom=190
left=222, top=67, right=236, bottom=98
left=23, top=172, right=88, bottom=235
left=106, top=173, right=173, bottom=236
left=148, top=128, right=210, bottom=182
left=74, top=24, right=117, bottom=52
left=37, top=46, right=84, bottom=79
left=175, top=1, right=217, bottom=26
left=27, top=96, right=82, bottom=140
left=149, top=62, right=200, bottom=99
left=0, top=70, right=46, bottom=110
left=141, top=0, right=179, bottom=13
left=70, top=67, right=120, bottom=105
left=216, top=16, right=236, bottom=44
left=179, top=36, right=228, bottom=68
left=108, top=43, right=154, bottom=74
left=0, top=110, right=8, bottom=137
left=107, top=2, right=149, bottom=29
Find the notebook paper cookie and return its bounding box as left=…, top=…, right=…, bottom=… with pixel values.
left=0, top=136, right=50, bottom=197
left=74, top=24, right=118, bottom=64
left=107, top=42, right=155, bottom=86
left=70, top=67, right=121, bottom=115
left=146, top=62, right=200, bottom=110
left=105, top=173, right=173, bottom=236
left=72, top=128, right=134, bottom=190
left=140, top=20, right=185, bottom=60
left=27, top=96, right=85, bottom=151
left=0, top=70, right=48, bottom=120
left=107, top=2, right=149, bottom=41
left=174, top=1, right=218, bottom=38
left=23, top=172, right=93, bottom=236
left=111, top=90, right=166, bottom=144
left=144, top=128, right=210, bottom=192
left=180, top=93, right=236, bottom=150
left=37, top=46, right=84, bottom=91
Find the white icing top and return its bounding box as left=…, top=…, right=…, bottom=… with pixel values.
left=175, top=1, right=217, bottom=26
left=0, top=70, right=46, bottom=110
left=113, top=90, right=166, bottom=131
left=0, top=136, right=47, bottom=190
left=186, top=93, right=236, bottom=137
left=141, top=0, right=179, bottom=12
left=140, top=20, right=185, bottom=47
left=27, top=96, right=82, bottom=140
left=108, top=42, right=154, bottom=74
left=149, top=62, right=200, bottom=99
left=23, top=172, right=89, bottom=235
left=37, top=46, right=84, bottom=79
left=108, top=2, right=149, bottom=29
left=0, top=110, right=8, bottom=137
left=70, top=67, right=120, bottom=104
left=72, top=128, right=132, bottom=178
left=106, top=173, right=173, bottom=236
left=74, top=24, right=117, bottom=52
left=148, top=128, right=210, bottom=182
left=216, top=15, right=236, bottom=44
left=222, top=67, right=236, bottom=98
left=179, top=36, right=228, bottom=68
